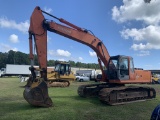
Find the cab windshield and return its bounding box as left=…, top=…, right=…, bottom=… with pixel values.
left=54, top=64, right=60, bottom=72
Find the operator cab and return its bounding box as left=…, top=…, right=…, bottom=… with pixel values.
left=107, top=55, right=134, bottom=80
left=54, top=62, right=71, bottom=75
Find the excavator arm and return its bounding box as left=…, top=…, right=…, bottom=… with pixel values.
left=29, top=7, right=47, bottom=80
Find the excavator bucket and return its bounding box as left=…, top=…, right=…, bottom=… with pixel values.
left=23, top=78, right=53, bottom=107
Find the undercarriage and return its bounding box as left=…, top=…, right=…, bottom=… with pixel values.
left=47, top=79, right=70, bottom=87
left=77, top=83, right=156, bottom=105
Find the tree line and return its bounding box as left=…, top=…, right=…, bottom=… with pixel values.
left=0, top=50, right=100, bottom=69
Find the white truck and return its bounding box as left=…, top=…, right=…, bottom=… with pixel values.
left=0, top=64, right=31, bottom=77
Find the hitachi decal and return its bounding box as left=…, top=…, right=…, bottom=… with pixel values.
left=57, top=26, right=71, bottom=34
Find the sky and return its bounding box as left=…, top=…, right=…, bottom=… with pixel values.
left=0, top=0, right=160, bottom=70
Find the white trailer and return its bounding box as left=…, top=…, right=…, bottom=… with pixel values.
left=76, top=69, right=100, bottom=80
left=0, top=64, right=31, bottom=77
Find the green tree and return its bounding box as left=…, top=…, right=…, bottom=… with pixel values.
left=0, top=50, right=101, bottom=69
left=0, top=52, right=7, bottom=68
left=47, top=60, right=55, bottom=66
left=7, top=50, right=15, bottom=64
left=68, top=60, right=76, bottom=67
left=76, top=62, right=82, bottom=68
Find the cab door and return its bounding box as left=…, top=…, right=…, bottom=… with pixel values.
left=118, top=57, right=129, bottom=80
left=128, top=57, right=136, bottom=80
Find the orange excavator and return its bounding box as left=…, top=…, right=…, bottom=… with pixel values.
left=24, top=6, right=156, bottom=107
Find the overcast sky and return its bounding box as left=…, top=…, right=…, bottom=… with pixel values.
left=0, top=0, right=160, bottom=70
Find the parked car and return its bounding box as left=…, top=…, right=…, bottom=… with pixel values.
left=76, top=74, right=90, bottom=82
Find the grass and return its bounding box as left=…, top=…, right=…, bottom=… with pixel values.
left=0, top=77, right=160, bottom=120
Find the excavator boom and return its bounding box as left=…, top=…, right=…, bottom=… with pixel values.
left=29, top=6, right=111, bottom=81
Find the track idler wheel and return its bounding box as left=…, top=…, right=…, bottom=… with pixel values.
left=23, top=80, right=53, bottom=107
